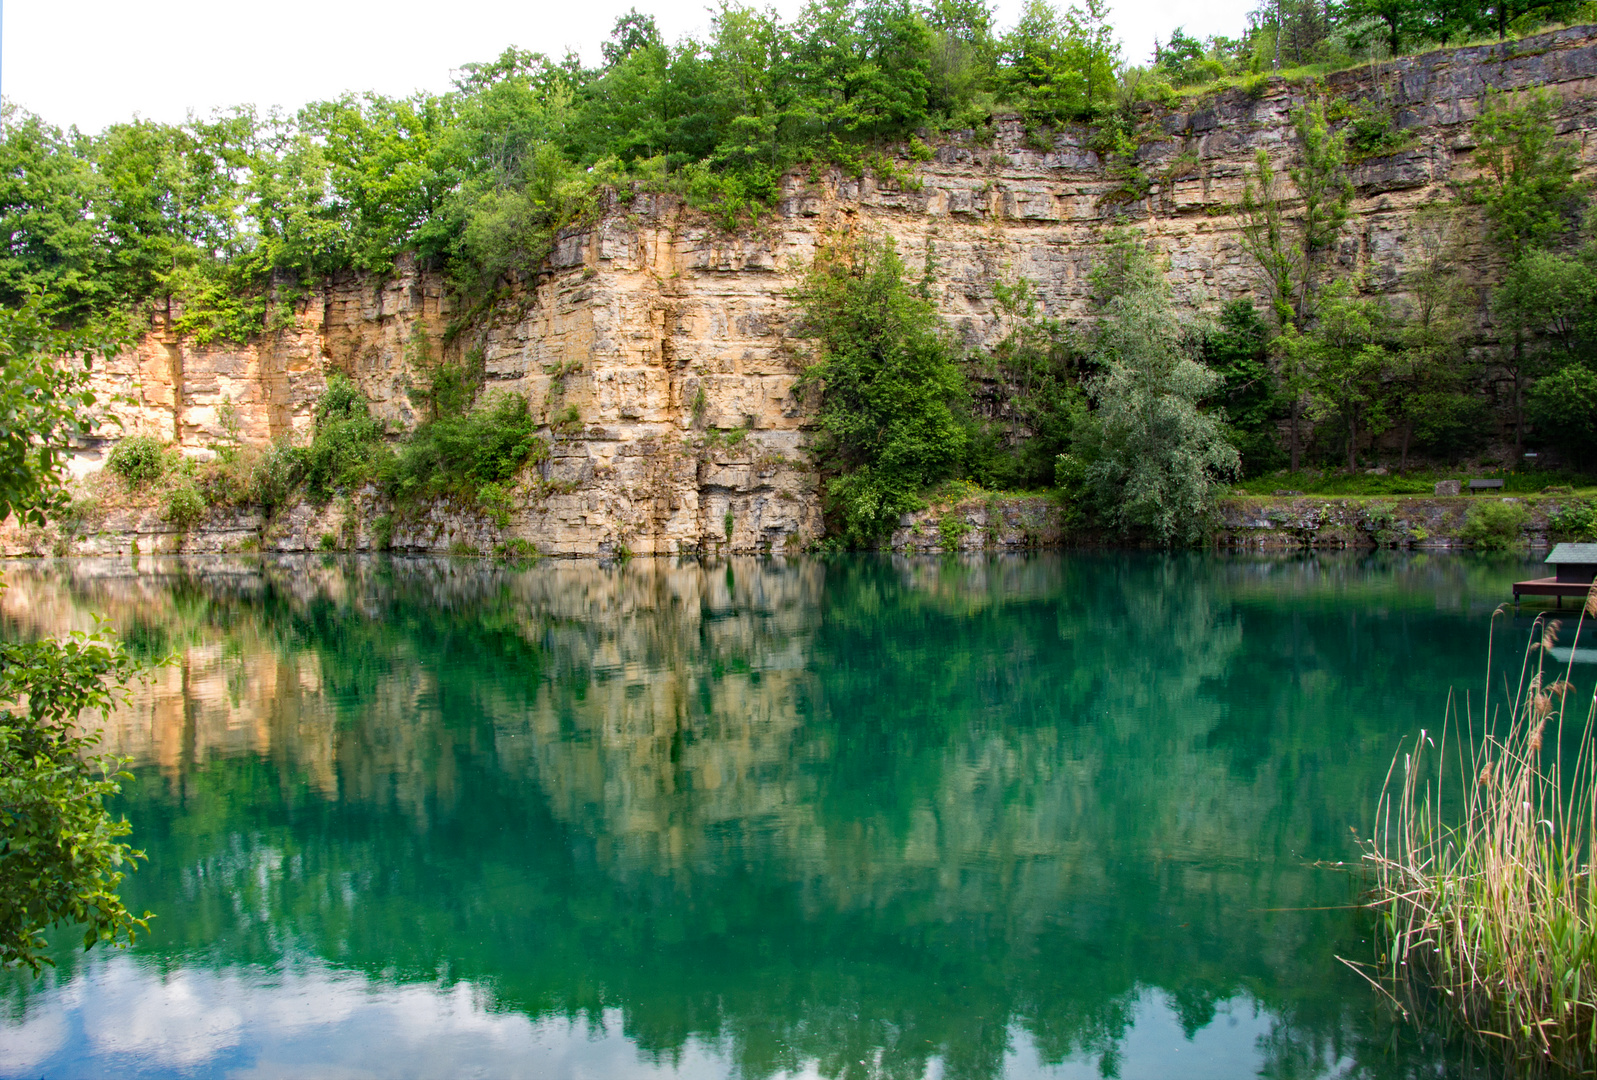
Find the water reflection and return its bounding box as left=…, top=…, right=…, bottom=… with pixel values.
left=0, top=553, right=1542, bottom=1078
left=0, top=956, right=1308, bottom=1080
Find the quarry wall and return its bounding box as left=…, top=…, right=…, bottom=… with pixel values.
left=37, top=26, right=1597, bottom=556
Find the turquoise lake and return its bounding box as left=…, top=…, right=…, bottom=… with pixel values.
left=0, top=551, right=1577, bottom=1078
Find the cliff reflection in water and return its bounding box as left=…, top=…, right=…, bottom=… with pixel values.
left=0, top=552, right=1529, bottom=1078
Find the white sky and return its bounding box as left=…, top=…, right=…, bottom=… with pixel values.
left=3, top=0, right=1256, bottom=134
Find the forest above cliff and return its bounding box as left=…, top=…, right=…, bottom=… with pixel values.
left=8, top=0, right=1597, bottom=550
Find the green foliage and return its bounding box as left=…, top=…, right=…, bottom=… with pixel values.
left=248, top=438, right=307, bottom=514
left=795, top=232, right=968, bottom=546
left=304, top=375, right=387, bottom=503
left=1409, top=391, right=1490, bottom=460
left=0, top=300, right=106, bottom=527
left=1239, top=96, right=1351, bottom=331
left=1203, top=299, right=1283, bottom=477
left=106, top=435, right=170, bottom=487
left=1000, top=0, right=1119, bottom=121
left=1528, top=363, right=1597, bottom=466
left=492, top=537, right=541, bottom=560
left=392, top=392, right=546, bottom=509
left=0, top=628, right=150, bottom=972
left=964, top=276, right=1085, bottom=490
left=1338, top=99, right=1412, bottom=158
left=409, top=336, right=489, bottom=434
left=1470, top=88, right=1583, bottom=258
left=1458, top=499, right=1531, bottom=549
left=1548, top=497, right=1597, bottom=540
left=937, top=510, right=971, bottom=550
left=0, top=110, right=106, bottom=324
left=9, top=1, right=1590, bottom=347
left=1279, top=277, right=1392, bottom=472
left=1494, top=247, right=1597, bottom=366
left=1072, top=239, right=1239, bottom=545
left=372, top=514, right=395, bottom=551
left=162, top=482, right=207, bottom=530
left=0, top=313, right=150, bottom=989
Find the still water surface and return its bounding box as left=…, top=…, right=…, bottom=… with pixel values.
left=0, top=552, right=1572, bottom=1078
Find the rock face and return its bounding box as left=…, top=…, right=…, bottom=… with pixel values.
left=63, top=27, right=1597, bottom=555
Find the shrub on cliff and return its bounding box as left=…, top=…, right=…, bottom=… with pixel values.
left=795, top=233, right=967, bottom=546
left=247, top=439, right=307, bottom=513
left=105, top=436, right=170, bottom=488
left=390, top=392, right=545, bottom=511
left=304, top=375, right=388, bottom=503
left=1459, top=500, right=1530, bottom=549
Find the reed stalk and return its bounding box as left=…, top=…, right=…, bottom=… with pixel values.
left=1361, top=587, right=1597, bottom=1073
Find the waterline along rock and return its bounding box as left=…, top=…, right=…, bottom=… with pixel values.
left=25, top=27, right=1597, bottom=556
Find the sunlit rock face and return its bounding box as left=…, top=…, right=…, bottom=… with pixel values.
left=43, top=25, right=1597, bottom=559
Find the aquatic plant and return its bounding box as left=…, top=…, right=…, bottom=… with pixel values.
left=1362, top=597, right=1597, bottom=1072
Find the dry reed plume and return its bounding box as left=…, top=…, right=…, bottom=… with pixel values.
left=1360, top=585, right=1597, bottom=1073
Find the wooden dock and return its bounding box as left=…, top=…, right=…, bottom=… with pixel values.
left=1513, top=576, right=1595, bottom=609
left=1514, top=544, right=1597, bottom=611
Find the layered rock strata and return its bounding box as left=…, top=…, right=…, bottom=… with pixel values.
left=41, top=27, right=1597, bottom=556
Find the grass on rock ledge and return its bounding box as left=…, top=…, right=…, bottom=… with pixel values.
left=1231, top=469, right=1597, bottom=499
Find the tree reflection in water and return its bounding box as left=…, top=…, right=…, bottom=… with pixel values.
left=0, top=552, right=1537, bottom=1078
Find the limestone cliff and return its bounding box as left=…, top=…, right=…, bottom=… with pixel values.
left=42, top=27, right=1597, bottom=556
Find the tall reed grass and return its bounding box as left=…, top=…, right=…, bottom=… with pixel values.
left=1362, top=589, right=1597, bottom=1073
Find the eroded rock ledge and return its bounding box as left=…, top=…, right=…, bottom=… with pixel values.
left=16, top=27, right=1597, bottom=558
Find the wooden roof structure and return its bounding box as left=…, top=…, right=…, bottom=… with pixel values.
left=1547, top=543, right=1597, bottom=566
left=1517, top=544, right=1597, bottom=607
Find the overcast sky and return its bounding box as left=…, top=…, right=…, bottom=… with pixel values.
left=4, top=0, right=1257, bottom=133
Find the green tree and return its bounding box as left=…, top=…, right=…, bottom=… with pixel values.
left=1527, top=363, right=1597, bottom=467
left=602, top=8, right=665, bottom=66
left=999, top=0, right=1119, bottom=121
left=301, top=92, right=463, bottom=273
left=1073, top=239, right=1238, bottom=545
left=965, top=276, right=1085, bottom=490
left=1239, top=96, right=1352, bottom=470
left=1334, top=0, right=1427, bottom=56
left=926, top=0, right=999, bottom=118
left=1390, top=206, right=1474, bottom=470
left=1470, top=88, right=1582, bottom=258
left=0, top=303, right=150, bottom=972
left=1280, top=279, right=1392, bottom=472
left=795, top=232, right=968, bottom=545
left=1490, top=248, right=1597, bottom=455
left=1203, top=299, right=1282, bottom=476
left=0, top=110, right=106, bottom=325
left=302, top=374, right=388, bottom=503
left=1493, top=247, right=1597, bottom=366
left=0, top=300, right=104, bottom=527
left=0, top=629, right=149, bottom=972
left=1239, top=97, right=1351, bottom=332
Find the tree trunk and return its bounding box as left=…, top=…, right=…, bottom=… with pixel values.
left=1347, top=410, right=1358, bottom=473
left=1289, top=397, right=1302, bottom=471
left=1515, top=378, right=1525, bottom=460
left=1274, top=0, right=1282, bottom=69
left=1400, top=421, right=1411, bottom=474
